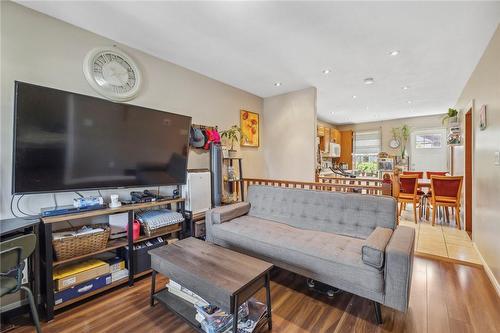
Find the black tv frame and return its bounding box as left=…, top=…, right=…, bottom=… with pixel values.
left=12, top=81, right=192, bottom=195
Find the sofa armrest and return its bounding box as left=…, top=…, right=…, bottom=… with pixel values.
left=205, top=202, right=250, bottom=243
left=362, top=227, right=393, bottom=269
left=383, top=226, right=415, bottom=312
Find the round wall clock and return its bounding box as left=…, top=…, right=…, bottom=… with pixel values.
left=389, top=138, right=400, bottom=149
left=83, top=47, right=142, bottom=102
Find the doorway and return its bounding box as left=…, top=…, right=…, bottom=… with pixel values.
left=465, top=109, right=472, bottom=234
left=410, top=128, right=448, bottom=172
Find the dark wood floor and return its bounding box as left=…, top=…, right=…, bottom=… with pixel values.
left=7, top=256, right=500, bottom=333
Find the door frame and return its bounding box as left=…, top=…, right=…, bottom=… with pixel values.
left=465, top=101, right=474, bottom=235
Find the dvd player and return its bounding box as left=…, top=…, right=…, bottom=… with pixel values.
left=41, top=204, right=106, bottom=217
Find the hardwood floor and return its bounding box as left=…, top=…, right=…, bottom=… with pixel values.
left=7, top=256, right=500, bottom=333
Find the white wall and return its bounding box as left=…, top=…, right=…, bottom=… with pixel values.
left=263, top=87, right=317, bottom=182
left=455, top=26, right=500, bottom=285
left=337, top=114, right=445, bottom=160
left=0, top=2, right=266, bottom=218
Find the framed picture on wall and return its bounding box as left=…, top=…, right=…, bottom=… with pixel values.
left=479, top=104, right=487, bottom=130
left=240, top=110, right=259, bottom=147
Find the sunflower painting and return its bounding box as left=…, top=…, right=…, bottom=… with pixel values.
left=240, top=110, right=259, bottom=147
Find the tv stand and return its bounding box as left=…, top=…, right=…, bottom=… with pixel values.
left=39, top=197, right=186, bottom=321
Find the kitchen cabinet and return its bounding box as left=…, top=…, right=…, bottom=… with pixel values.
left=319, top=128, right=330, bottom=152
left=339, top=130, right=353, bottom=169
left=331, top=129, right=342, bottom=144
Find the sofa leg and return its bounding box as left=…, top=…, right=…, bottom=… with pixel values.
left=373, top=301, right=383, bottom=325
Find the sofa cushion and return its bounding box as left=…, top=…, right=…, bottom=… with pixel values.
left=246, top=185, right=397, bottom=239
left=362, top=227, right=393, bottom=269
left=210, top=215, right=385, bottom=293
left=211, top=202, right=250, bottom=224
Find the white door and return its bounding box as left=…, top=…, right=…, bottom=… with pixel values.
left=410, top=128, right=448, bottom=172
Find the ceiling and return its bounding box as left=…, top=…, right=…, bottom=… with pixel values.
left=17, top=1, right=500, bottom=124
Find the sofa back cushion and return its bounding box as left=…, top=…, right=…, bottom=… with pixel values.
left=247, top=185, right=397, bottom=239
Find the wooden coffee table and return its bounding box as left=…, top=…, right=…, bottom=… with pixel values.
left=149, top=237, right=273, bottom=332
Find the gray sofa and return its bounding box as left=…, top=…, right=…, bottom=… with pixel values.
left=206, top=185, right=415, bottom=323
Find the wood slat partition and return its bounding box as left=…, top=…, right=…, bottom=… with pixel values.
left=243, top=178, right=391, bottom=197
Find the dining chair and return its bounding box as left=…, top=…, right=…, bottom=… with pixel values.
left=424, top=171, right=449, bottom=218
left=430, top=176, right=463, bottom=229
left=397, top=174, right=421, bottom=223
left=0, top=234, right=41, bottom=333
left=402, top=171, right=424, bottom=179
left=426, top=171, right=448, bottom=179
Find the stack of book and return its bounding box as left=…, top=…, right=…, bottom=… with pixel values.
left=166, top=280, right=267, bottom=333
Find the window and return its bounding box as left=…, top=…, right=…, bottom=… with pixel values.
left=415, top=134, right=442, bottom=149
left=353, top=130, right=381, bottom=176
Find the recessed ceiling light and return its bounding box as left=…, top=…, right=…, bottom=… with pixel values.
left=274, top=82, right=282, bottom=87
left=407, top=101, right=412, bottom=104
left=389, top=50, right=400, bottom=56
left=364, top=78, right=375, bottom=85
left=352, top=95, right=357, bottom=99
left=402, top=86, right=409, bottom=90
left=322, top=69, right=332, bottom=74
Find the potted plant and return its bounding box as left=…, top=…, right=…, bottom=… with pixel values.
left=442, top=108, right=459, bottom=125
left=220, top=125, right=243, bottom=157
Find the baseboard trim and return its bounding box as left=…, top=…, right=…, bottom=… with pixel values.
left=415, top=251, right=483, bottom=269
left=473, top=242, right=500, bottom=297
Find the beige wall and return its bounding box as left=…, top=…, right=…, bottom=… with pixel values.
left=455, top=26, right=500, bottom=286
left=0, top=2, right=266, bottom=218
left=337, top=114, right=445, bottom=158
left=263, top=87, right=317, bottom=181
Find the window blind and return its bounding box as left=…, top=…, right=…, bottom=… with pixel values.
left=353, top=130, right=381, bottom=155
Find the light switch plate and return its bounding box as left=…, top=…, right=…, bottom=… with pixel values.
left=495, top=151, right=500, bottom=166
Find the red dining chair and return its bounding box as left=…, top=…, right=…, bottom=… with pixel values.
left=424, top=171, right=449, bottom=218
left=403, top=171, right=424, bottom=179
left=398, top=175, right=421, bottom=223
left=430, top=176, right=463, bottom=229
left=426, top=171, right=448, bottom=179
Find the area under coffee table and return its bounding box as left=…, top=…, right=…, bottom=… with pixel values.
left=149, top=237, right=273, bottom=332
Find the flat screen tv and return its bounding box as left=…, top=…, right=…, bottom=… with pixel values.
left=13, top=81, right=191, bottom=194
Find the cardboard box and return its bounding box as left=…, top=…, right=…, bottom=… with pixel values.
left=105, top=256, right=125, bottom=273
left=54, top=274, right=111, bottom=305
left=111, top=268, right=129, bottom=282
left=53, top=259, right=110, bottom=291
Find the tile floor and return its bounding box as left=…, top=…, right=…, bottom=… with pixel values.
left=399, top=206, right=482, bottom=265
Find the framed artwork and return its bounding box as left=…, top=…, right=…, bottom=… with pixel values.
left=240, top=110, right=259, bottom=147
left=479, top=104, right=487, bottom=130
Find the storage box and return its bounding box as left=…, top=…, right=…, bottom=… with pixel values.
left=194, top=220, right=206, bottom=238
left=53, top=259, right=110, bottom=291
left=105, top=256, right=126, bottom=274
left=54, top=274, right=111, bottom=305
left=111, top=268, right=129, bottom=282
left=118, top=238, right=165, bottom=275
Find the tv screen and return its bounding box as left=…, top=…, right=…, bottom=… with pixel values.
left=13, top=81, right=191, bottom=194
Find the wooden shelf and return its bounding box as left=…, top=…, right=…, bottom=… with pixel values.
left=53, top=238, right=128, bottom=266
left=134, top=269, right=153, bottom=279
left=223, top=157, right=242, bottom=160
left=52, top=227, right=182, bottom=266
left=133, top=227, right=182, bottom=244
left=54, top=277, right=129, bottom=310
left=42, top=198, right=185, bottom=224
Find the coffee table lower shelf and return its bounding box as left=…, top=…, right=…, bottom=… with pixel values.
left=153, top=289, right=269, bottom=333
left=153, top=289, right=203, bottom=332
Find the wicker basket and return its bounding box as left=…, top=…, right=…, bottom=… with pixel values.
left=53, top=225, right=111, bottom=261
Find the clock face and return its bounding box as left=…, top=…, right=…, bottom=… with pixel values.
left=389, top=138, right=401, bottom=149
left=83, top=47, right=141, bottom=102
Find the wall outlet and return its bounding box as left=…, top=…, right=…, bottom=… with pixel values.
left=495, top=151, right=500, bottom=166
